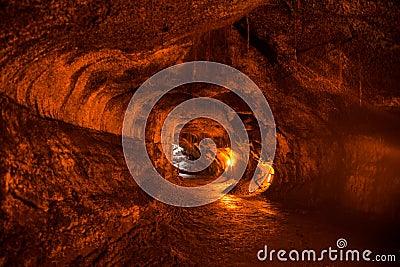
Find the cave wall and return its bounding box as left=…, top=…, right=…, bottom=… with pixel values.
left=0, top=0, right=266, bottom=134
left=1, top=4, right=400, bottom=260
left=242, top=1, right=400, bottom=219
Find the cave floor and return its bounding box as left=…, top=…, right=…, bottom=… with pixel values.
left=1, top=96, right=399, bottom=266
left=152, top=194, right=399, bottom=267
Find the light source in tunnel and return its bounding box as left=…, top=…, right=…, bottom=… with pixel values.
left=249, top=164, right=275, bottom=196
left=172, top=141, right=233, bottom=178
left=266, top=166, right=274, bottom=183
left=227, top=149, right=235, bottom=168
left=171, top=139, right=275, bottom=196
left=220, top=148, right=235, bottom=169
left=227, top=159, right=233, bottom=167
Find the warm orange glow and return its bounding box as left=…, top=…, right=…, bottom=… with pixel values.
left=220, top=195, right=238, bottom=209
left=226, top=149, right=235, bottom=168
left=266, top=166, right=274, bottom=183
left=219, top=148, right=235, bottom=169
left=267, top=174, right=272, bottom=183
left=227, top=159, right=232, bottom=167
left=249, top=165, right=275, bottom=196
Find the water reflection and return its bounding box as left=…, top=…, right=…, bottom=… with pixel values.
left=220, top=195, right=239, bottom=209
left=219, top=194, right=279, bottom=216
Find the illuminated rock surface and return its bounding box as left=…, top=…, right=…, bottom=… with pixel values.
left=1, top=0, right=400, bottom=265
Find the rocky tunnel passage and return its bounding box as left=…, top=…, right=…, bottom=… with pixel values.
left=1, top=0, right=400, bottom=265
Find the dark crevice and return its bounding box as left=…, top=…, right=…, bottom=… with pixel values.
left=11, top=191, right=39, bottom=210
left=233, top=17, right=278, bottom=66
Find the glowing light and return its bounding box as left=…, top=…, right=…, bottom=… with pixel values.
left=267, top=166, right=274, bottom=183
left=249, top=165, right=275, bottom=196
left=267, top=174, right=272, bottom=183
left=225, top=149, right=235, bottom=168
left=220, top=195, right=238, bottom=209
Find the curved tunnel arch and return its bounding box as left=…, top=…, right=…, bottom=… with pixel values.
left=1, top=1, right=400, bottom=265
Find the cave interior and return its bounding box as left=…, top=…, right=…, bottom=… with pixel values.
left=1, top=0, right=400, bottom=266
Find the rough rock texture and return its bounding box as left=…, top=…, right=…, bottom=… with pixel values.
left=241, top=1, right=400, bottom=217
left=1, top=0, right=400, bottom=265
left=0, top=0, right=266, bottom=134
left=0, top=95, right=143, bottom=265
